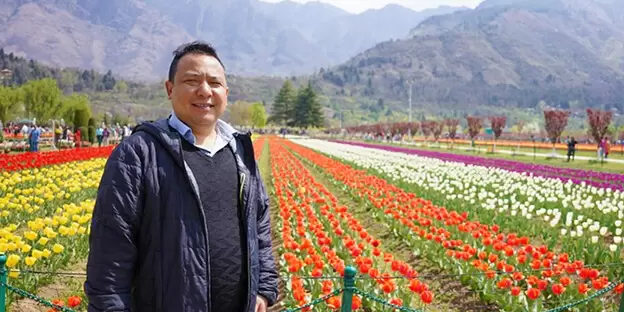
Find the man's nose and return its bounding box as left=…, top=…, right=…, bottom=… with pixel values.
left=196, top=81, right=213, bottom=97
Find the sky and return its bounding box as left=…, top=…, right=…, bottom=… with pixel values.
left=258, top=0, right=484, bottom=14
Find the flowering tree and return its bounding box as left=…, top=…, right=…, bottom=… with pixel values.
left=410, top=122, right=420, bottom=138
left=586, top=108, right=613, bottom=146
left=432, top=120, right=444, bottom=142
left=466, top=116, right=483, bottom=143
left=543, top=109, right=570, bottom=153
left=421, top=120, right=434, bottom=141
left=445, top=119, right=460, bottom=148
left=489, top=116, right=506, bottom=152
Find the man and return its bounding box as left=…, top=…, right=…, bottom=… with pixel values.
left=85, top=41, right=279, bottom=312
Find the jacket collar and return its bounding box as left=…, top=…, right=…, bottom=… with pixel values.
left=133, top=117, right=254, bottom=173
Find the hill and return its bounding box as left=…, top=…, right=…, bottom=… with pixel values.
left=0, top=0, right=465, bottom=81
left=315, top=0, right=624, bottom=123
left=0, top=48, right=285, bottom=121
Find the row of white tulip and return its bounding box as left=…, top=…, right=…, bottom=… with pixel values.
left=291, top=139, right=623, bottom=251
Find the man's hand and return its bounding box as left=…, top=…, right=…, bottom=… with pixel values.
left=255, top=295, right=268, bottom=312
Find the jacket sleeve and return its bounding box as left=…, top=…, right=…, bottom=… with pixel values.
left=85, top=141, right=145, bottom=311
left=255, top=166, right=279, bottom=306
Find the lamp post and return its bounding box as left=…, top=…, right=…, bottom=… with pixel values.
left=407, top=81, right=412, bottom=140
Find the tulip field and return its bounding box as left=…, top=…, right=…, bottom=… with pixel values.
left=1, top=136, right=623, bottom=311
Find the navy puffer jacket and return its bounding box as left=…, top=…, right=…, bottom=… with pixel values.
left=84, top=118, right=279, bottom=311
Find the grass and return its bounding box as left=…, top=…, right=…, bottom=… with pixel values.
left=285, top=143, right=499, bottom=312
left=258, top=139, right=290, bottom=312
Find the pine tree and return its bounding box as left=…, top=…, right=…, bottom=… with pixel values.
left=306, top=82, right=324, bottom=128
left=271, top=80, right=295, bottom=126
left=293, top=82, right=324, bottom=128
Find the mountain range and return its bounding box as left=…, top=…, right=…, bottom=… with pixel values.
left=2, top=0, right=624, bottom=126
left=314, top=0, right=624, bottom=118
left=0, top=0, right=466, bottom=81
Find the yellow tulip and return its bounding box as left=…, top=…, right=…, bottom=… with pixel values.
left=24, top=256, right=36, bottom=266
left=52, top=243, right=64, bottom=254
left=9, top=270, right=20, bottom=278
left=42, top=249, right=51, bottom=258
left=21, top=244, right=32, bottom=253
left=6, top=254, right=20, bottom=267
left=23, top=231, right=38, bottom=241
left=37, top=237, right=49, bottom=246
left=31, top=249, right=43, bottom=259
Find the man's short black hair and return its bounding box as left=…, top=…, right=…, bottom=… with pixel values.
left=168, top=41, right=225, bottom=82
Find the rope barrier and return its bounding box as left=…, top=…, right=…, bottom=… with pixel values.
left=279, top=261, right=624, bottom=281
left=1, top=282, right=77, bottom=312
left=544, top=279, right=624, bottom=312
left=0, top=254, right=622, bottom=312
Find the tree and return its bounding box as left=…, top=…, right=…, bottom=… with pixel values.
left=466, top=116, right=483, bottom=142
left=293, top=82, right=324, bottom=128
left=229, top=101, right=253, bottom=127
left=88, top=117, right=96, bottom=143
left=73, top=107, right=90, bottom=143
left=60, top=94, right=91, bottom=126
left=113, top=80, right=129, bottom=93
left=489, top=116, right=506, bottom=152
left=446, top=119, right=460, bottom=148
left=250, top=102, right=267, bottom=128
left=0, top=86, right=23, bottom=122
left=432, top=120, right=444, bottom=142
left=102, top=70, right=116, bottom=91
left=586, top=108, right=613, bottom=145
left=22, top=78, right=64, bottom=122
left=543, top=109, right=570, bottom=153
left=421, top=120, right=435, bottom=141
left=270, top=80, right=296, bottom=126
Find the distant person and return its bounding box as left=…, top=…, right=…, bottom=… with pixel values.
left=96, top=126, right=103, bottom=147
left=74, top=128, right=81, bottom=148
left=567, top=136, right=577, bottom=162
left=28, top=125, right=41, bottom=152
left=84, top=41, right=278, bottom=312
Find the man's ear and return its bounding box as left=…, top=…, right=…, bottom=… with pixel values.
left=165, top=80, right=173, bottom=99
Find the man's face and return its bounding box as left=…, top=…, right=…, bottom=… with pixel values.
left=165, top=53, right=229, bottom=129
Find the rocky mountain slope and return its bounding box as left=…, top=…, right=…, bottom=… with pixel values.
left=0, top=0, right=464, bottom=81
left=316, top=0, right=624, bottom=113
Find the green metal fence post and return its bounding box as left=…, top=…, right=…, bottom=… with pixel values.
left=0, top=253, right=7, bottom=312
left=340, top=266, right=357, bottom=312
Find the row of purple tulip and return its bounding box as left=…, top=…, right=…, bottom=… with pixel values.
left=329, top=139, right=624, bottom=191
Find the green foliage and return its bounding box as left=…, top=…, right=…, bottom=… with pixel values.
left=250, top=102, right=267, bottom=128
left=88, top=117, right=96, bottom=143
left=61, top=93, right=91, bottom=125
left=293, top=82, right=324, bottom=129
left=73, top=108, right=90, bottom=132
left=229, top=101, right=253, bottom=127
left=0, top=85, right=23, bottom=122
left=268, top=80, right=325, bottom=129
left=269, top=80, right=296, bottom=126
left=22, top=78, right=64, bottom=122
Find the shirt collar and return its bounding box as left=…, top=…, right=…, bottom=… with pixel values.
left=167, top=111, right=236, bottom=145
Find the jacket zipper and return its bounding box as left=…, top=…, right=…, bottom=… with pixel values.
left=239, top=170, right=253, bottom=312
